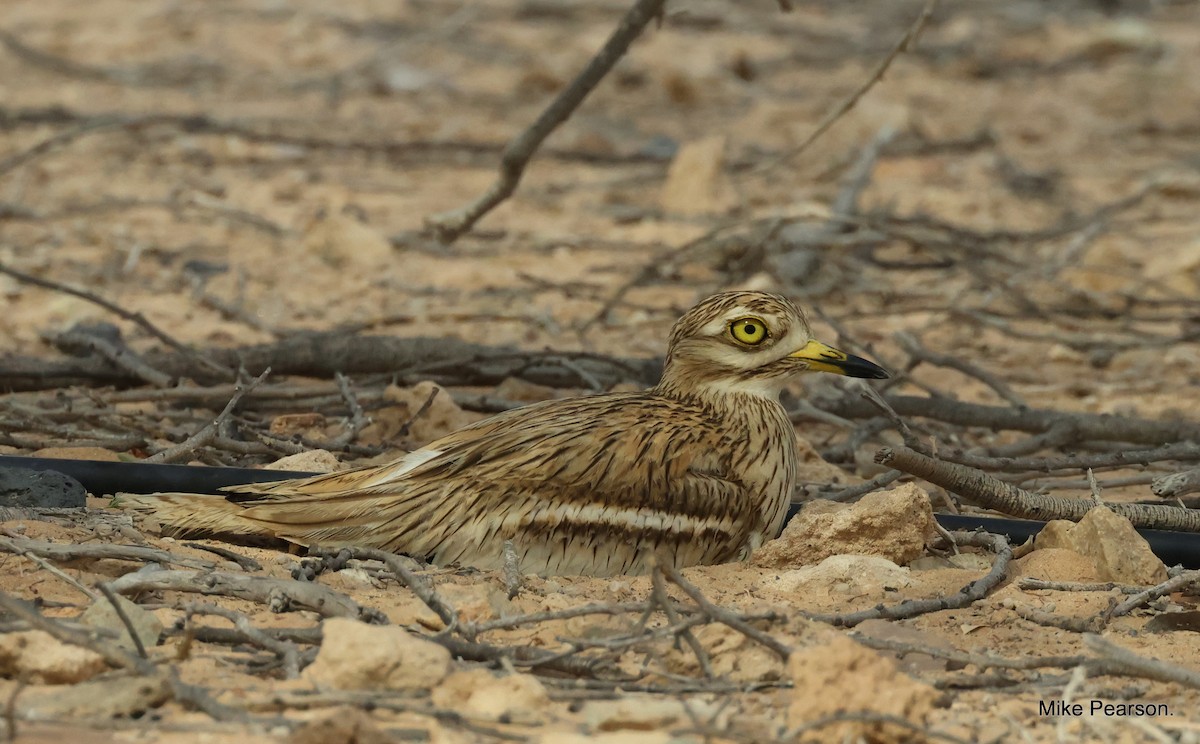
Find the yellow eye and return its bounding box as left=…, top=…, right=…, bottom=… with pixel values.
left=730, top=317, right=769, bottom=345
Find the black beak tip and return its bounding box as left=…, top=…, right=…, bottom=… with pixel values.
left=843, top=356, right=890, bottom=380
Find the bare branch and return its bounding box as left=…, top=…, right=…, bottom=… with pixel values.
left=426, top=0, right=669, bottom=242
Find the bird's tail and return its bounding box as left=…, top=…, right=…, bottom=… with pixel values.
left=120, top=485, right=446, bottom=556
left=120, top=492, right=287, bottom=543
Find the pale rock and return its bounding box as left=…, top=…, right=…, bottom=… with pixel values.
left=787, top=631, right=937, bottom=738
left=773, top=554, right=912, bottom=597
left=1153, top=170, right=1200, bottom=200
left=948, top=553, right=994, bottom=571
left=1078, top=19, right=1163, bottom=62
left=583, top=696, right=718, bottom=733
left=79, top=595, right=163, bottom=653
left=493, top=377, right=559, bottom=403
left=290, top=707, right=394, bottom=744
left=1142, top=239, right=1200, bottom=294
left=374, top=381, right=478, bottom=445
left=753, top=483, right=934, bottom=568
left=1047, top=343, right=1085, bottom=363
left=794, top=437, right=859, bottom=485
left=1059, top=266, right=1130, bottom=295
left=660, top=135, right=728, bottom=215
left=303, top=211, right=393, bottom=270
left=30, top=447, right=122, bottom=462
left=908, top=556, right=956, bottom=570
left=302, top=618, right=450, bottom=690
left=665, top=624, right=781, bottom=682
left=1033, top=508, right=1166, bottom=584
left=0, top=631, right=108, bottom=684
left=431, top=669, right=549, bottom=724
left=266, top=449, right=341, bottom=473
left=1011, top=547, right=1100, bottom=583
left=1163, top=345, right=1200, bottom=369
left=18, top=675, right=169, bottom=719
left=542, top=733, right=671, bottom=744
left=852, top=619, right=957, bottom=676
left=268, top=412, right=327, bottom=438
left=335, top=567, right=382, bottom=587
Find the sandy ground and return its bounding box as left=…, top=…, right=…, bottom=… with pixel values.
left=2, top=0, right=1200, bottom=741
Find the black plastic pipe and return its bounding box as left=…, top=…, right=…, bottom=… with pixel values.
left=4, top=455, right=1199, bottom=568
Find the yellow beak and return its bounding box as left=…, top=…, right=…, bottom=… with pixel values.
left=788, top=339, right=889, bottom=379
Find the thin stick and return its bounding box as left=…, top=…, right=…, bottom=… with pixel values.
left=650, top=563, right=714, bottom=678
left=184, top=602, right=301, bottom=679
left=807, top=532, right=1012, bottom=628
left=1108, top=569, right=1200, bottom=620
left=747, top=0, right=941, bottom=178
left=0, top=261, right=229, bottom=376
left=877, top=446, right=1200, bottom=532
left=96, top=582, right=149, bottom=659
left=658, top=563, right=791, bottom=660
left=1084, top=634, right=1200, bottom=689
left=147, top=368, right=270, bottom=463
left=0, top=534, right=98, bottom=600
left=426, top=0, right=668, bottom=242
left=314, top=546, right=471, bottom=640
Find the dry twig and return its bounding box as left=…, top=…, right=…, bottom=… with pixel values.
left=877, top=446, right=1200, bottom=531
left=146, top=369, right=271, bottom=464
left=426, top=0, right=669, bottom=242
left=807, top=531, right=1012, bottom=627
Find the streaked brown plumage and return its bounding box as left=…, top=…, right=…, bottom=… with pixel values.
left=127, top=291, right=888, bottom=576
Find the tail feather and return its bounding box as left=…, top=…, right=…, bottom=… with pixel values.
left=121, top=492, right=286, bottom=542
left=120, top=489, right=445, bottom=555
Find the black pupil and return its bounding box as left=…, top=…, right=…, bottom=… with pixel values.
left=744, top=324, right=756, bottom=335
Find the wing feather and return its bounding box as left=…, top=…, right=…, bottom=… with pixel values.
left=129, top=392, right=759, bottom=574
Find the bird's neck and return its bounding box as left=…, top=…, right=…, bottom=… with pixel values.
left=654, top=374, right=785, bottom=412
left=655, top=361, right=786, bottom=406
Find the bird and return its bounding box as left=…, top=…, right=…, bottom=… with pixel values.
left=126, top=291, right=888, bottom=577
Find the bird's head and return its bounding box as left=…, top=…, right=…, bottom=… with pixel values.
left=655, top=291, right=888, bottom=400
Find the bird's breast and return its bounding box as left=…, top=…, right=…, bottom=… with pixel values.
left=724, top=397, right=799, bottom=537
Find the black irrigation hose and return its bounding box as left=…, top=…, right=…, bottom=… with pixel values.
left=0, top=455, right=313, bottom=496
left=4, top=455, right=1200, bottom=568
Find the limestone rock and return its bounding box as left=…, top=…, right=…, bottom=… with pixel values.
left=660, top=135, right=728, bottom=215
left=1142, top=238, right=1200, bottom=294
left=30, top=447, right=122, bottom=462
left=268, top=413, right=328, bottom=439
left=0, top=631, right=108, bottom=684
left=787, top=631, right=938, bottom=740
left=303, top=618, right=450, bottom=691
left=303, top=211, right=393, bottom=270
left=79, top=596, right=163, bottom=654
left=753, top=484, right=935, bottom=568
left=493, top=377, right=559, bottom=403
left=583, top=696, right=721, bottom=733
left=432, top=669, right=550, bottom=724
left=794, top=437, right=859, bottom=485
left=1011, top=547, right=1100, bottom=583
left=774, top=554, right=912, bottom=597
left=664, top=624, right=782, bottom=682
left=266, top=449, right=341, bottom=473
left=290, top=708, right=394, bottom=744
left=1033, top=507, right=1166, bottom=584
left=370, top=381, right=478, bottom=446
left=542, top=733, right=672, bottom=744
left=17, top=675, right=169, bottom=719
